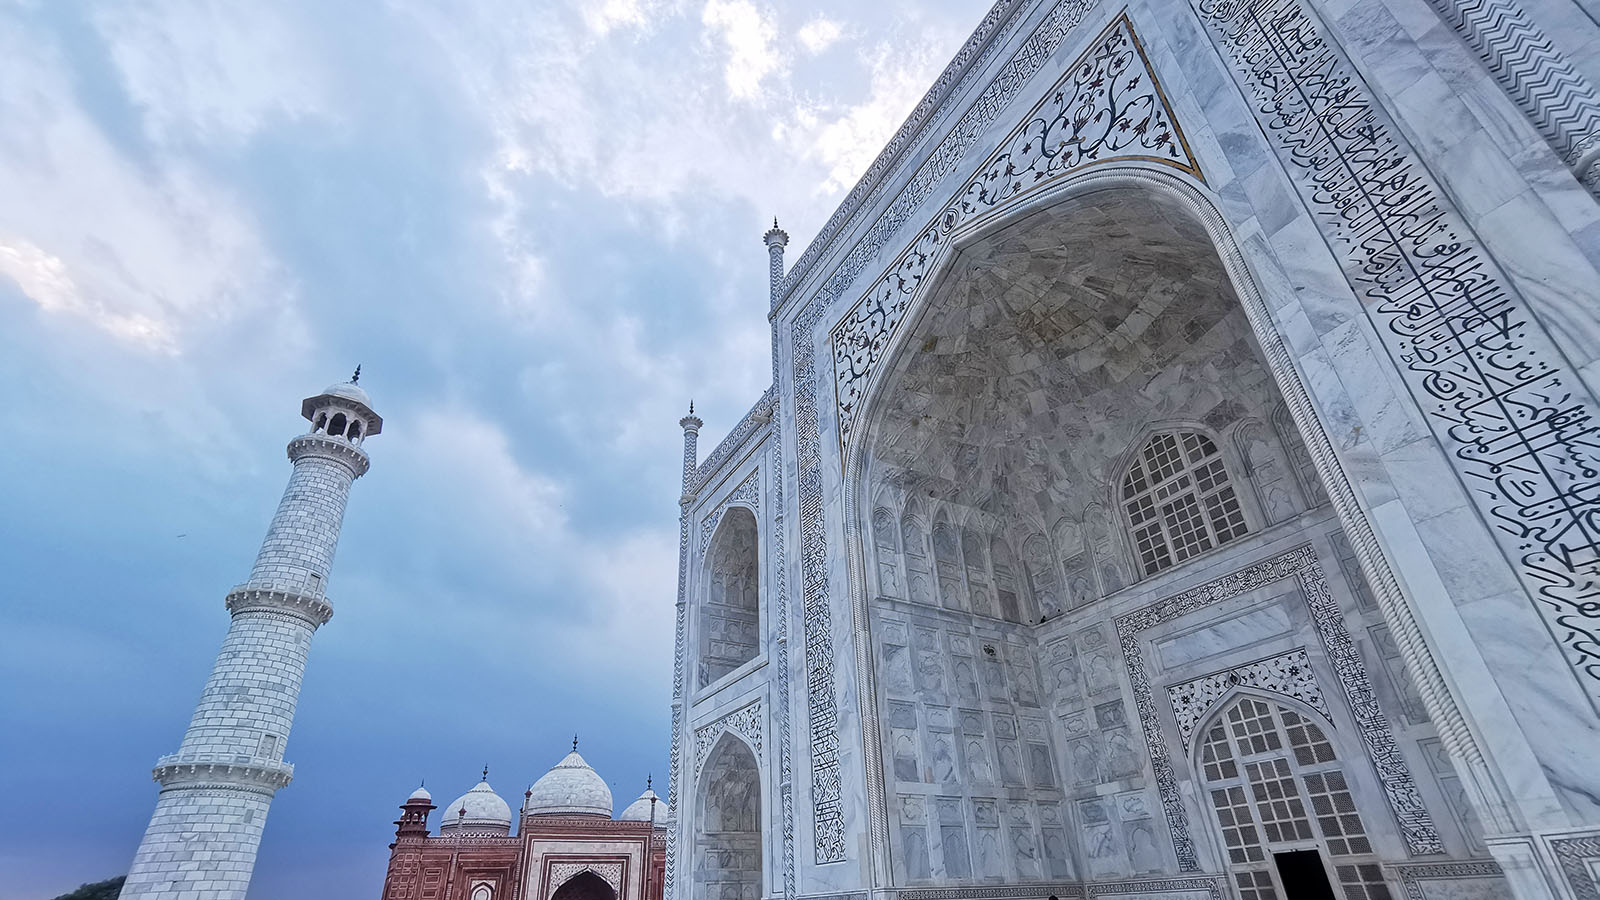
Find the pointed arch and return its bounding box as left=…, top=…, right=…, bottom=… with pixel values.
left=550, top=870, right=616, bottom=900
left=1230, top=417, right=1299, bottom=526
left=1021, top=532, right=1060, bottom=621
left=871, top=502, right=902, bottom=600
left=900, top=512, right=933, bottom=607
left=699, top=505, right=760, bottom=689
left=1193, top=694, right=1390, bottom=900
left=834, top=167, right=1476, bottom=879
left=989, top=533, right=1025, bottom=624
left=931, top=511, right=966, bottom=611
left=693, top=731, right=763, bottom=900
left=960, top=524, right=994, bottom=617
left=1272, top=401, right=1328, bottom=511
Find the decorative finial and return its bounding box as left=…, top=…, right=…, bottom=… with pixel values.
left=351, top=364, right=362, bottom=385
left=689, top=399, right=694, bottom=415
left=482, top=764, right=489, bottom=782
left=774, top=216, right=779, bottom=229
left=646, top=773, right=653, bottom=790
left=573, top=734, right=579, bottom=751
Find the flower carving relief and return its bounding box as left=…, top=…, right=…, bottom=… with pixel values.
left=830, top=13, right=1199, bottom=455
left=699, top=471, right=761, bottom=551
left=693, top=700, right=764, bottom=776
left=1166, top=648, right=1330, bottom=749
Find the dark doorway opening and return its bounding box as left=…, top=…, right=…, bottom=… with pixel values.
left=551, top=871, right=616, bottom=900
left=1273, top=850, right=1336, bottom=900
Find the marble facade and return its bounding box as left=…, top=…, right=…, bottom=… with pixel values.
left=668, top=0, right=1600, bottom=899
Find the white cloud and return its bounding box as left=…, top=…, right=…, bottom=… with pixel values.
left=0, top=238, right=171, bottom=350
left=781, top=35, right=958, bottom=195
left=376, top=407, right=674, bottom=684
left=581, top=0, right=655, bottom=35
left=796, top=15, right=843, bottom=54
left=702, top=0, right=782, bottom=101
left=90, top=1, right=333, bottom=146
left=0, top=27, right=302, bottom=355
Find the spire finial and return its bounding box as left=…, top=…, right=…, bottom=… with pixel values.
left=482, top=764, right=489, bottom=782
left=351, top=364, right=361, bottom=385
left=774, top=216, right=779, bottom=229
left=689, top=399, right=694, bottom=415
left=646, top=773, right=653, bottom=790
left=573, top=734, right=579, bottom=751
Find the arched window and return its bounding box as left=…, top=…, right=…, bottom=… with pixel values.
left=1122, top=431, right=1247, bottom=576
left=328, top=412, right=348, bottom=438
left=1199, top=696, right=1391, bottom=900
left=699, top=507, right=759, bottom=688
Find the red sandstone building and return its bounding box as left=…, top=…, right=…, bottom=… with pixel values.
left=381, top=746, right=666, bottom=900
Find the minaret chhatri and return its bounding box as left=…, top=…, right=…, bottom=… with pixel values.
left=763, top=217, right=788, bottom=309
left=121, top=372, right=381, bottom=900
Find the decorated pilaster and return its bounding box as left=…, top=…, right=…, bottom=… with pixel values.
left=664, top=404, right=702, bottom=900
left=764, top=219, right=789, bottom=308
left=120, top=374, right=380, bottom=900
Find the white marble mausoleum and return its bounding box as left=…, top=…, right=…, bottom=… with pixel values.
left=664, top=2, right=1600, bottom=900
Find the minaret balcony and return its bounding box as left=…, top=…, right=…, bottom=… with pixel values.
left=286, top=432, right=371, bottom=476
left=152, top=754, right=295, bottom=793
left=225, top=585, right=335, bottom=626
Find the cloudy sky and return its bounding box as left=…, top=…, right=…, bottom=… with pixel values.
left=0, top=0, right=981, bottom=896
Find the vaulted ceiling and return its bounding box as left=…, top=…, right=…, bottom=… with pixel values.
left=863, top=189, right=1283, bottom=552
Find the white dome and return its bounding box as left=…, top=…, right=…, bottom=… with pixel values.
left=321, top=381, right=372, bottom=407
left=438, top=780, right=512, bottom=834
left=408, top=784, right=432, bottom=802
left=526, top=750, right=613, bottom=817
left=618, top=787, right=662, bottom=823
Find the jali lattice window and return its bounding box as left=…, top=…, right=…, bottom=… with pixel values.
left=1123, top=431, right=1248, bottom=575
left=1200, top=696, right=1391, bottom=900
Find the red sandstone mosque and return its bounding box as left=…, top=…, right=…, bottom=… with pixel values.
left=380, top=743, right=666, bottom=900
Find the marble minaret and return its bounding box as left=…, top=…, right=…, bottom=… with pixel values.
left=121, top=375, right=381, bottom=900
left=763, top=218, right=788, bottom=306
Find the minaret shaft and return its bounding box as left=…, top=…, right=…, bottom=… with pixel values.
left=121, top=385, right=377, bottom=900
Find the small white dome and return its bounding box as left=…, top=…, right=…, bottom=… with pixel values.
left=618, top=787, right=661, bottom=823
left=526, top=750, right=613, bottom=817
left=321, top=381, right=372, bottom=407
left=408, top=784, right=432, bottom=802
left=438, top=780, right=512, bottom=835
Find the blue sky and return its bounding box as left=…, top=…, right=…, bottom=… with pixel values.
left=0, top=0, right=980, bottom=897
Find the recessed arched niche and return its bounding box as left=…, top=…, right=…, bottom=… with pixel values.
left=698, top=506, right=760, bottom=689
left=851, top=187, right=1397, bottom=888
left=693, top=733, right=762, bottom=900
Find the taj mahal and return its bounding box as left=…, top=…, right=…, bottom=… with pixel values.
left=114, top=0, right=1600, bottom=897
